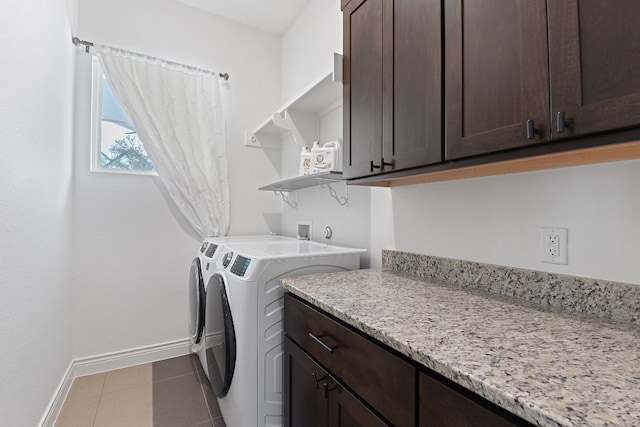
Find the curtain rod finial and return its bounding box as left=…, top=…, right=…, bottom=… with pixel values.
left=219, top=72, right=229, bottom=81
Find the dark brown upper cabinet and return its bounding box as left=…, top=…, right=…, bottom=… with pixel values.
left=446, top=0, right=640, bottom=161
left=445, top=0, right=551, bottom=160
left=343, top=0, right=640, bottom=184
left=343, top=0, right=442, bottom=180
left=548, top=1, right=640, bottom=140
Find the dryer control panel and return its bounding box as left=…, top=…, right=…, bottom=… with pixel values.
left=204, top=244, right=218, bottom=258
left=230, top=255, right=251, bottom=277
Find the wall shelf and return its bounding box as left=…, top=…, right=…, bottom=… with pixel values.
left=246, top=53, right=343, bottom=150
left=259, top=171, right=343, bottom=192
left=259, top=172, right=347, bottom=208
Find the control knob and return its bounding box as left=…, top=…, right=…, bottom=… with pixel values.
left=222, top=252, right=234, bottom=268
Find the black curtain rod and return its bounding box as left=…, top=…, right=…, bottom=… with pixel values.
left=71, top=36, right=230, bottom=81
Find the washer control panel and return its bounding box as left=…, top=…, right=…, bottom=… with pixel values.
left=230, top=255, right=252, bottom=277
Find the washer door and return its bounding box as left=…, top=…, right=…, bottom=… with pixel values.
left=189, top=258, right=205, bottom=345
left=204, top=273, right=236, bottom=398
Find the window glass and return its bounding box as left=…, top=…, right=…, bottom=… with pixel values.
left=91, top=58, right=156, bottom=174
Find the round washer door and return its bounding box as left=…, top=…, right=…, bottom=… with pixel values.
left=189, top=258, right=205, bottom=345
left=204, top=273, right=236, bottom=398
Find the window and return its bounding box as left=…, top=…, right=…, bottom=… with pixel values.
left=90, top=57, right=156, bottom=174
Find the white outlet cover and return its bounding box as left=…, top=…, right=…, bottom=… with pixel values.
left=541, top=227, right=568, bottom=265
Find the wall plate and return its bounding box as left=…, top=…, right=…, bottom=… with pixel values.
left=541, top=227, right=568, bottom=265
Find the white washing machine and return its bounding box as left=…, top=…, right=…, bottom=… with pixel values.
left=196, top=237, right=365, bottom=427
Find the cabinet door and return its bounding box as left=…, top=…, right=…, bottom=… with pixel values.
left=445, top=0, right=550, bottom=160
left=285, top=336, right=389, bottom=427
left=328, top=381, right=389, bottom=427
left=284, top=337, right=328, bottom=427
left=389, top=0, right=442, bottom=171
left=548, top=1, right=640, bottom=139
left=343, top=0, right=386, bottom=179
left=419, top=372, right=521, bottom=427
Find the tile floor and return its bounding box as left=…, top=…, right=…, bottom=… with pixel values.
left=55, top=354, right=225, bottom=427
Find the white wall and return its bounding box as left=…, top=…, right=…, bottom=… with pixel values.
left=280, top=105, right=372, bottom=266
left=390, top=160, right=640, bottom=285
left=282, top=0, right=342, bottom=102
left=72, top=0, right=283, bottom=358
left=278, top=0, right=374, bottom=265
left=0, top=0, right=76, bottom=425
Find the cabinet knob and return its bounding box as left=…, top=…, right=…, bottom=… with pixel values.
left=526, top=119, right=540, bottom=140
left=370, top=160, right=381, bottom=172
left=557, top=111, right=572, bottom=133
left=382, top=158, right=394, bottom=170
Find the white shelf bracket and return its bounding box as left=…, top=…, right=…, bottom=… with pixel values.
left=274, top=190, right=298, bottom=209
left=320, top=182, right=348, bottom=207
left=272, top=110, right=306, bottom=147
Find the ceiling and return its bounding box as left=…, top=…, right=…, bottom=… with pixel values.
left=175, top=0, right=310, bottom=34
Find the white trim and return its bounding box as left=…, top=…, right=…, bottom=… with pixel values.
left=90, top=56, right=103, bottom=173
left=38, top=361, right=74, bottom=427
left=40, top=338, right=191, bottom=427
left=90, top=167, right=158, bottom=177
left=73, top=338, right=191, bottom=377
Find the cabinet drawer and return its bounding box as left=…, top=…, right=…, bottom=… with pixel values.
left=284, top=294, right=415, bottom=427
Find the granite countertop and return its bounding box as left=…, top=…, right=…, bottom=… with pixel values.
left=280, top=269, right=640, bottom=427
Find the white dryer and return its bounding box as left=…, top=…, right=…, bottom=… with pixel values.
left=189, top=238, right=225, bottom=355
left=190, top=236, right=307, bottom=381
left=200, top=237, right=365, bottom=427
left=190, top=236, right=294, bottom=378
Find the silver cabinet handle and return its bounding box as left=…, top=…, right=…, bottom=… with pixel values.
left=526, top=119, right=540, bottom=139
left=557, top=111, right=572, bottom=133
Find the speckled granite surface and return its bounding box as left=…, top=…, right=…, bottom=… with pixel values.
left=281, top=269, right=640, bottom=427
left=383, top=250, right=640, bottom=325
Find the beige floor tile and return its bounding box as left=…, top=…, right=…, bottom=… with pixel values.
left=54, top=395, right=100, bottom=427
left=94, top=384, right=153, bottom=427
left=66, top=373, right=106, bottom=402
left=102, top=363, right=152, bottom=393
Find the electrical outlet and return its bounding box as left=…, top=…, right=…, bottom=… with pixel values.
left=541, top=228, right=568, bottom=265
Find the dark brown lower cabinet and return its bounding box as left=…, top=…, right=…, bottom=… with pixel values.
left=419, top=371, right=534, bottom=427
left=284, top=337, right=388, bottom=427
left=284, top=293, right=534, bottom=427
left=284, top=335, right=327, bottom=427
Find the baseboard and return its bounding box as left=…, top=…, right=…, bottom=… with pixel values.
left=38, top=361, right=74, bottom=427
left=40, top=338, right=191, bottom=427
left=73, top=338, right=191, bottom=377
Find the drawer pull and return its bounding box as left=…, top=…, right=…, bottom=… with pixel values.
left=312, top=372, right=327, bottom=390
left=308, top=332, right=336, bottom=353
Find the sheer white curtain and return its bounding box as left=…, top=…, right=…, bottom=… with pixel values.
left=96, top=45, right=230, bottom=237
